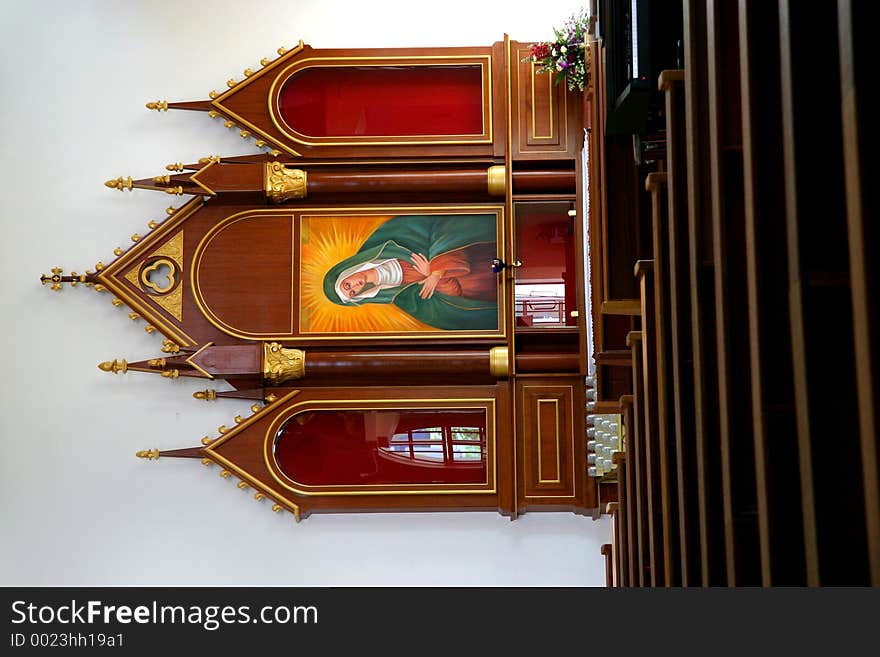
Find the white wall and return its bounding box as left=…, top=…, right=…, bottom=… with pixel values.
left=0, top=0, right=610, bottom=586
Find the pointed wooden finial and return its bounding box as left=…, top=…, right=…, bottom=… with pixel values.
left=136, top=448, right=160, bottom=460
left=145, top=100, right=169, bottom=112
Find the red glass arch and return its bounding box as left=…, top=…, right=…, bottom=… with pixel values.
left=277, top=65, right=485, bottom=138
left=273, top=408, right=487, bottom=486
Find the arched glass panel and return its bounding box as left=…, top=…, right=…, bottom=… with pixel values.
left=273, top=408, right=487, bottom=486
left=277, top=65, right=485, bottom=138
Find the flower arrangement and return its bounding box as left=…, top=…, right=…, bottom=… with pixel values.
left=523, top=8, right=592, bottom=92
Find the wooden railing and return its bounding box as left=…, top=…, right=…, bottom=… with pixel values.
left=593, top=0, right=877, bottom=587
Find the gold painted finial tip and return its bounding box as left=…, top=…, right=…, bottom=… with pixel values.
left=98, top=358, right=127, bottom=374
left=136, top=449, right=160, bottom=460
left=104, top=179, right=117, bottom=188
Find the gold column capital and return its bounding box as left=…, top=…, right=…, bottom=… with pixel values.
left=489, top=346, right=510, bottom=378
left=263, top=342, right=305, bottom=385
left=265, top=162, right=307, bottom=202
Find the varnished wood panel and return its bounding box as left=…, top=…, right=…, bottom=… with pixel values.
left=510, top=41, right=582, bottom=159
left=519, top=382, right=577, bottom=501
left=194, top=211, right=294, bottom=337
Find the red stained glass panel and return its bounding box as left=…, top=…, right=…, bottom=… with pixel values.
left=277, top=65, right=485, bottom=138
left=273, top=408, right=487, bottom=486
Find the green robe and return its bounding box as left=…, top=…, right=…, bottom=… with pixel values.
left=322, top=214, right=499, bottom=331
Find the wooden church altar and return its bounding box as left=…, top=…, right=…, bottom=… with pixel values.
left=43, top=36, right=600, bottom=522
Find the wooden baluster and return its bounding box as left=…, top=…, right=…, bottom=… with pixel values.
left=739, top=0, right=805, bottom=586
left=684, top=0, right=726, bottom=586
left=779, top=0, right=868, bottom=585
left=706, top=0, right=761, bottom=585
left=628, top=331, right=649, bottom=586
left=838, top=0, right=880, bottom=586
left=636, top=260, right=665, bottom=586
left=661, top=67, right=702, bottom=586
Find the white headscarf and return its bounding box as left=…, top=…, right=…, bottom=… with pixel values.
left=334, top=258, right=404, bottom=303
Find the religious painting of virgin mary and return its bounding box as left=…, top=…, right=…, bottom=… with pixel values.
left=298, top=212, right=502, bottom=336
